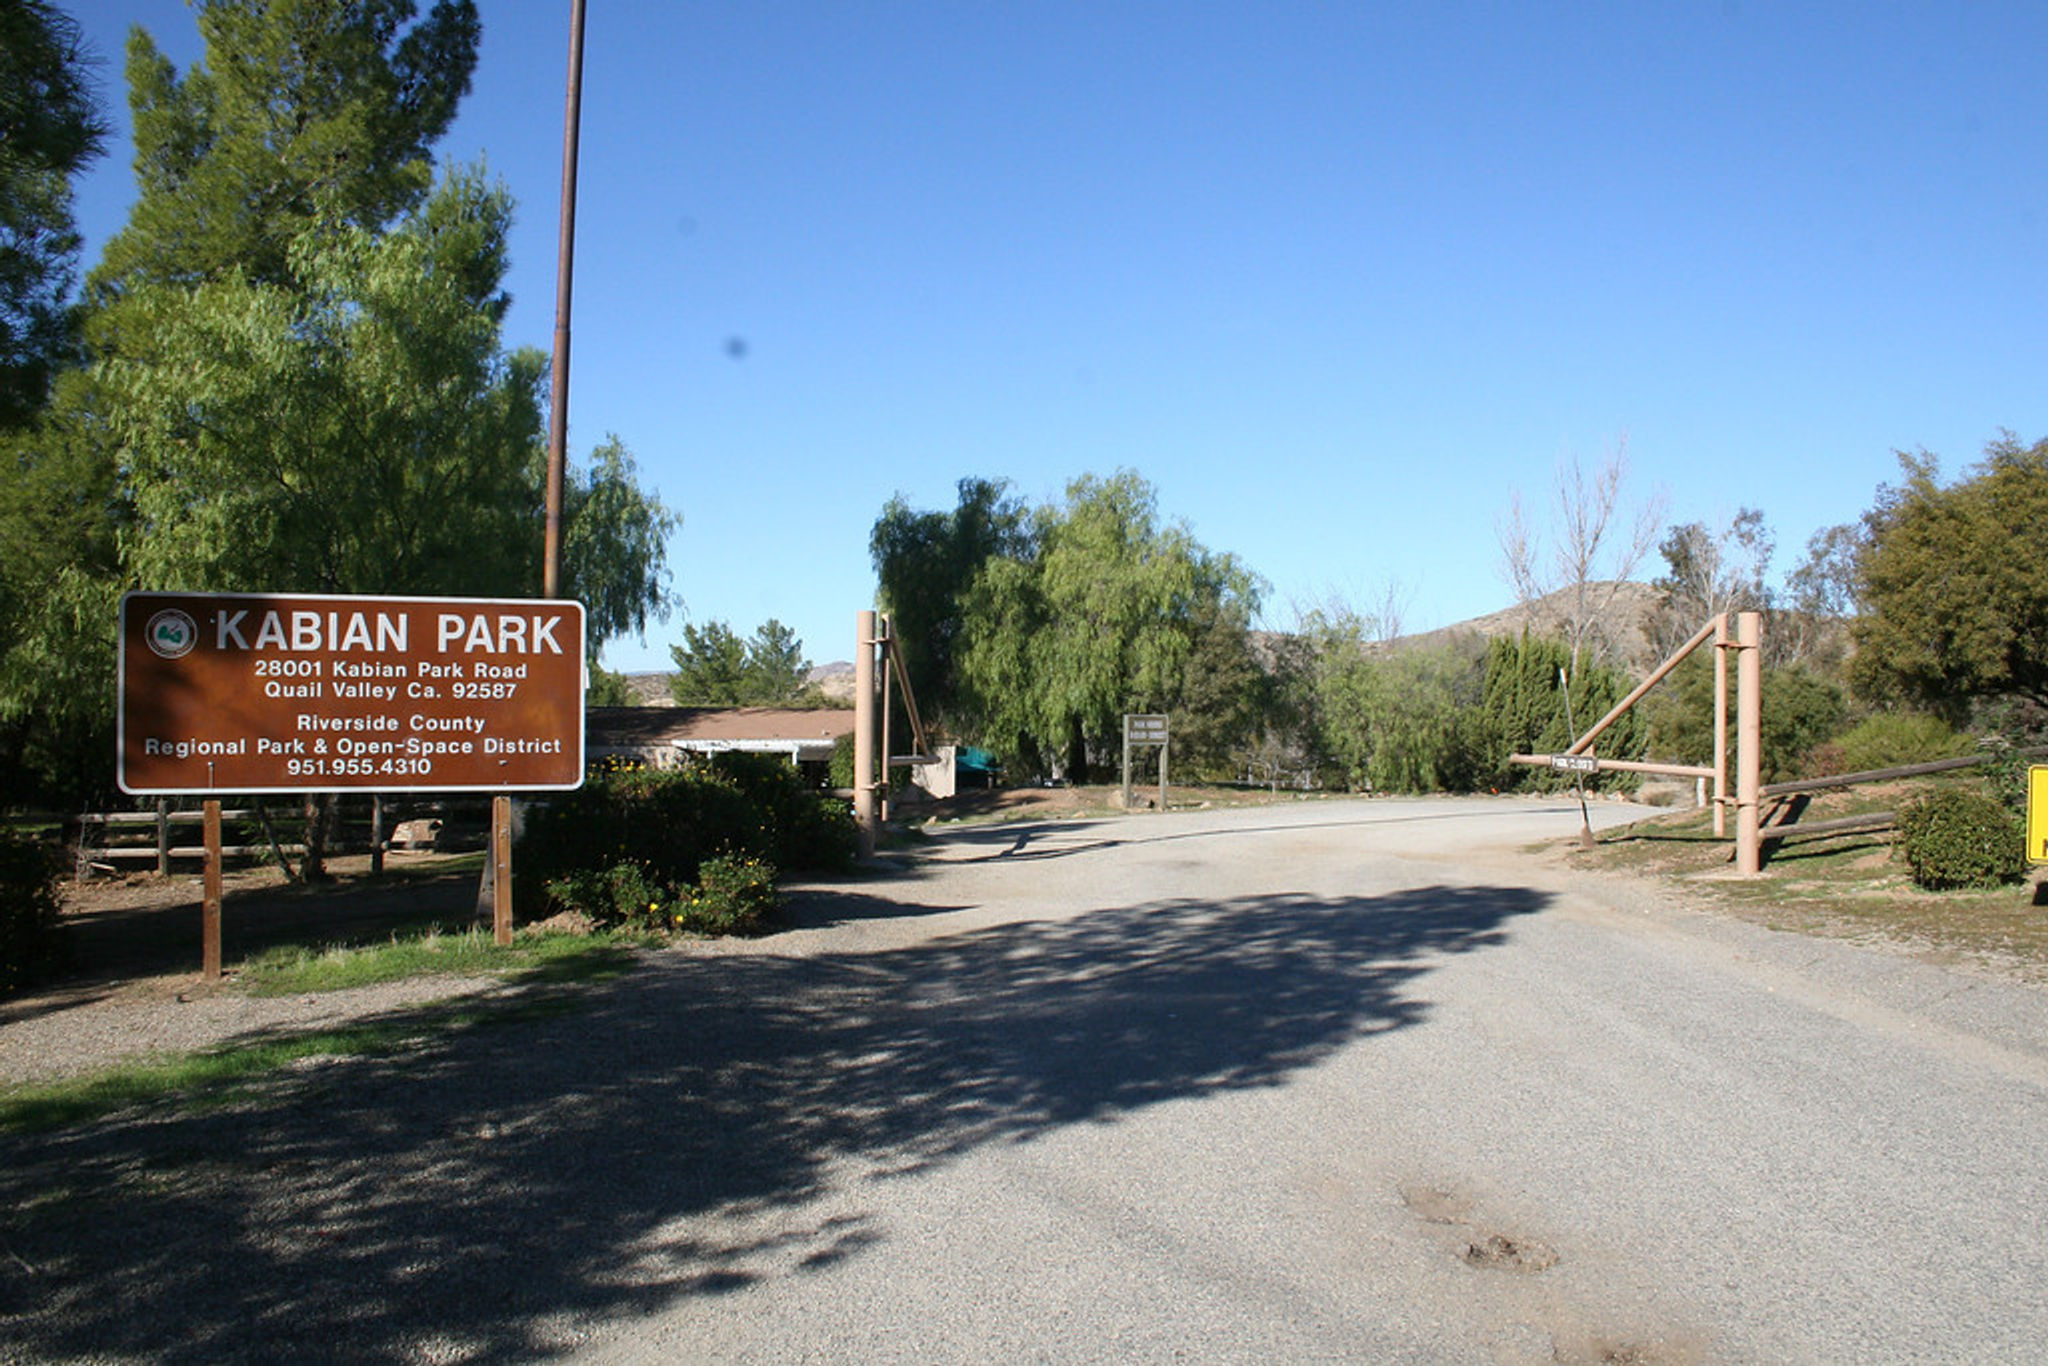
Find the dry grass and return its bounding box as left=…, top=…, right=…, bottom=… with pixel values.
left=1575, top=778, right=2048, bottom=982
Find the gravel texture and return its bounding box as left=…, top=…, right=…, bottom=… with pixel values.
left=0, top=972, right=503, bottom=1085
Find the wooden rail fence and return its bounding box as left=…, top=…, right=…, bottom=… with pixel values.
left=75, top=796, right=493, bottom=878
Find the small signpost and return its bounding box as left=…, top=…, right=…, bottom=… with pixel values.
left=1549, top=753, right=1601, bottom=775
left=1122, top=713, right=1169, bottom=812
left=119, top=591, right=586, bottom=974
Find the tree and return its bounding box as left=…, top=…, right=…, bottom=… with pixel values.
left=870, top=477, right=1030, bottom=723
left=1653, top=508, right=1773, bottom=636
left=91, top=0, right=479, bottom=300
left=105, top=172, right=539, bottom=594
left=1640, top=651, right=1844, bottom=785
left=669, top=622, right=751, bottom=705
left=0, top=1, right=676, bottom=811
left=0, top=379, right=125, bottom=805
left=1851, top=437, right=2048, bottom=717
left=1777, top=519, right=1866, bottom=672
left=1476, top=632, right=1643, bottom=792
left=1498, top=437, right=1664, bottom=665
left=0, top=0, right=105, bottom=427
left=585, top=659, right=633, bottom=707
left=562, top=436, right=681, bottom=649
left=1161, top=595, right=1267, bottom=780
left=955, top=471, right=1262, bottom=781
left=668, top=620, right=813, bottom=706
left=745, top=620, right=809, bottom=702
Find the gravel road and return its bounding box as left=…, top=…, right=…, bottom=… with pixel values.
left=4, top=794, right=2046, bottom=1363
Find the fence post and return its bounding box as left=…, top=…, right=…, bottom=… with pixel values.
left=854, top=611, right=878, bottom=859
left=1713, top=613, right=1729, bottom=839
left=1735, top=611, right=1762, bottom=874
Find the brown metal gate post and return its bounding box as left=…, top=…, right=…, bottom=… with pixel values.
left=1713, top=614, right=1729, bottom=839
left=854, top=611, right=878, bottom=859
left=1735, top=611, right=1762, bottom=874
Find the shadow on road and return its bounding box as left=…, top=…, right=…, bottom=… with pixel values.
left=0, top=879, right=1549, bottom=1361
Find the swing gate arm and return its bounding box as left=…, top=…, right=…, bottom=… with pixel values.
left=1509, top=611, right=1766, bottom=873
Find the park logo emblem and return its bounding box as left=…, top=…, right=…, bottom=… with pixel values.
left=145, top=608, right=199, bottom=660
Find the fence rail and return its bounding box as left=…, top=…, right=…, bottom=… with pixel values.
left=1755, top=746, right=2045, bottom=852
left=74, top=795, right=494, bottom=877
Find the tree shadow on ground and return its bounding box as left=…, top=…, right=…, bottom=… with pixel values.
left=33, top=859, right=483, bottom=1002
left=0, top=880, right=1549, bottom=1362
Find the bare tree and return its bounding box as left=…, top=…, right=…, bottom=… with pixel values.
left=1497, top=436, right=1665, bottom=666
left=1778, top=521, right=1865, bottom=669
left=1292, top=580, right=1412, bottom=646
left=1650, top=507, right=1774, bottom=654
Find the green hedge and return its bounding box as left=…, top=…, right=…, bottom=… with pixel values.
left=517, top=755, right=855, bottom=929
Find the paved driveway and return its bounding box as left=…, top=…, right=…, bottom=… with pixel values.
left=7, top=795, right=2047, bottom=1363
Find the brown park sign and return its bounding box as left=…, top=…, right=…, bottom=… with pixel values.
left=119, top=592, right=586, bottom=794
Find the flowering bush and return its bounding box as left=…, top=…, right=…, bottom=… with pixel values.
left=542, top=853, right=778, bottom=936
left=542, top=860, right=677, bottom=931
left=674, top=855, right=778, bottom=935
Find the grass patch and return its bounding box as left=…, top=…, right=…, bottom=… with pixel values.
left=1578, top=774, right=2048, bottom=979
left=0, top=1018, right=438, bottom=1133
left=239, top=924, right=653, bottom=996
left=0, top=933, right=646, bottom=1135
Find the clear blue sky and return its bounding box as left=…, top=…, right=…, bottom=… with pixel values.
left=66, top=2, right=2048, bottom=673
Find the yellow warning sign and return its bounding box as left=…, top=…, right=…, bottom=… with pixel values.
left=2028, top=766, right=2048, bottom=864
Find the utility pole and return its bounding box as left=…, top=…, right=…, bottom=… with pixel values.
left=544, top=0, right=588, bottom=598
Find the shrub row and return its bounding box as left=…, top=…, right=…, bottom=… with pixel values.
left=518, top=754, right=855, bottom=932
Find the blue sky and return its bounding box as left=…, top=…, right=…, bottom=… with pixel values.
left=66, top=2, right=2048, bottom=673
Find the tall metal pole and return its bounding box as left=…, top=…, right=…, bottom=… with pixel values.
left=1713, top=613, right=1729, bottom=838
left=543, top=0, right=588, bottom=598
left=1735, top=611, right=1763, bottom=874
left=854, top=612, right=878, bottom=859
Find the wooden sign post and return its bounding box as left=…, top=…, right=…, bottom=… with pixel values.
left=1123, top=714, right=1169, bottom=812
left=202, top=799, right=222, bottom=980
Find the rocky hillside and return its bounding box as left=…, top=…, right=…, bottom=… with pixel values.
left=1388, top=580, right=1672, bottom=673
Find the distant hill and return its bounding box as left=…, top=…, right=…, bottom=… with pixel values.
left=614, top=663, right=857, bottom=707
left=613, top=583, right=1678, bottom=706
left=1388, top=580, right=1669, bottom=673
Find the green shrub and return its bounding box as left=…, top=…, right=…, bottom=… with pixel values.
left=517, top=761, right=750, bottom=916
left=704, top=752, right=858, bottom=871
left=1828, top=713, right=1976, bottom=774
left=543, top=860, right=677, bottom=931
left=1894, top=788, right=2025, bottom=890
left=677, top=854, right=778, bottom=935
left=0, top=832, right=64, bottom=995
left=519, top=756, right=853, bottom=924
left=542, top=854, right=778, bottom=936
